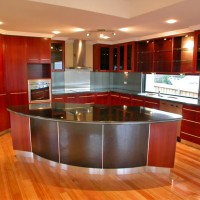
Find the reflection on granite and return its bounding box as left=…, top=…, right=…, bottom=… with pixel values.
left=8, top=103, right=182, bottom=124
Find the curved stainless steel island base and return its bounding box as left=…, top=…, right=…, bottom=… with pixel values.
left=8, top=103, right=182, bottom=173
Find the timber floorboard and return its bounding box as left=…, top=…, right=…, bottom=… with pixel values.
left=0, top=133, right=200, bottom=200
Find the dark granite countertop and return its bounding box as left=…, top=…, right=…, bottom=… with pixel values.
left=7, top=103, right=182, bottom=124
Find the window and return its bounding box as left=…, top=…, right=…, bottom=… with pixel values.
left=145, top=74, right=200, bottom=98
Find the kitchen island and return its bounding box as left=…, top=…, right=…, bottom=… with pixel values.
left=8, top=103, right=182, bottom=174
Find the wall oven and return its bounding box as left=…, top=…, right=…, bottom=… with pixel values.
left=28, top=79, right=51, bottom=103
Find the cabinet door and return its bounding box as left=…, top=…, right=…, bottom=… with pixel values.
left=93, top=44, right=111, bottom=71
left=52, top=95, right=65, bottom=103
left=0, top=94, right=10, bottom=132
left=65, top=94, right=77, bottom=103
left=131, top=96, right=144, bottom=107
left=0, top=35, right=6, bottom=94
left=173, top=33, right=194, bottom=73
left=7, top=92, right=29, bottom=106
left=78, top=94, right=95, bottom=104
left=27, top=37, right=51, bottom=63
left=110, top=93, right=120, bottom=105
left=120, top=94, right=131, bottom=106
left=40, top=38, right=51, bottom=63
left=5, top=36, right=27, bottom=93
left=144, top=97, right=160, bottom=109
left=192, top=30, right=200, bottom=72
left=95, top=93, right=110, bottom=105
left=181, top=105, right=200, bottom=144
left=51, top=40, right=65, bottom=71
left=154, top=37, right=173, bottom=73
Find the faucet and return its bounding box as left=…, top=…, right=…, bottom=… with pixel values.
left=158, top=91, right=161, bottom=96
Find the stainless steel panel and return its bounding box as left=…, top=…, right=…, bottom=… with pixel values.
left=59, top=123, right=102, bottom=168
left=30, top=118, right=59, bottom=162
left=103, top=124, right=149, bottom=168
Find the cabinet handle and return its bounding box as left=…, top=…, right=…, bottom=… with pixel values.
left=183, top=119, right=200, bottom=124
left=10, top=92, right=27, bottom=95
left=183, top=108, right=200, bottom=113
left=54, top=98, right=63, bottom=100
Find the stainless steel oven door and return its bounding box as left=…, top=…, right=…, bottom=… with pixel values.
left=28, top=79, right=51, bottom=103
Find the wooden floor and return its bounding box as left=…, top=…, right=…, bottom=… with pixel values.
left=1, top=133, right=200, bottom=200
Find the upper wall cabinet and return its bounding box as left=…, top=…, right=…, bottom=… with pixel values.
left=93, top=42, right=135, bottom=72
left=136, top=40, right=154, bottom=73
left=27, top=37, right=51, bottom=64
left=173, top=33, right=194, bottom=73
left=4, top=35, right=28, bottom=93
left=154, top=37, right=173, bottom=73
left=51, top=40, right=65, bottom=71
left=136, top=33, right=194, bottom=74
left=93, top=44, right=111, bottom=71
left=0, top=34, right=6, bottom=94
left=193, top=30, right=200, bottom=73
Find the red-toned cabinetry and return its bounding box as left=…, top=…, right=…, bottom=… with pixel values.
left=93, top=44, right=111, bottom=71
left=131, top=95, right=144, bottom=107
left=0, top=34, right=10, bottom=132
left=95, top=92, right=110, bottom=105
left=77, top=93, right=95, bottom=104
left=27, top=37, right=51, bottom=63
left=144, top=97, right=160, bottom=109
left=181, top=104, right=200, bottom=144
left=4, top=35, right=28, bottom=106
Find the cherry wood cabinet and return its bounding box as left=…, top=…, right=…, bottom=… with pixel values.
left=7, top=92, right=28, bottom=106
left=193, top=30, right=200, bottom=72
left=110, top=92, right=121, bottom=105
left=0, top=35, right=6, bottom=94
left=52, top=94, right=65, bottom=103
left=95, top=92, right=110, bottom=105
left=51, top=40, right=65, bottom=71
left=93, top=44, right=112, bottom=71
left=136, top=40, right=154, bottom=72
left=120, top=94, right=132, bottom=106
left=5, top=35, right=28, bottom=93
left=173, top=33, right=194, bottom=73
left=0, top=94, right=10, bottom=132
left=144, top=97, right=160, bottom=109
left=27, top=37, right=51, bottom=64
left=181, top=104, right=200, bottom=144
left=131, top=95, right=144, bottom=107
left=65, top=94, right=77, bottom=103
left=154, top=37, right=173, bottom=73
left=77, top=94, right=95, bottom=104
left=93, top=42, right=135, bottom=72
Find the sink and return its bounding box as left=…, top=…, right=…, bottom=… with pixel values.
left=166, top=96, right=178, bottom=99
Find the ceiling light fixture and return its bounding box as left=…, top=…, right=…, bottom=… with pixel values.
left=86, top=29, right=116, bottom=40
left=52, top=30, right=60, bottom=34
left=166, top=19, right=177, bottom=24
left=0, top=21, right=3, bottom=25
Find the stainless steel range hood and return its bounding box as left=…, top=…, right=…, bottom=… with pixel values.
left=72, top=39, right=87, bottom=69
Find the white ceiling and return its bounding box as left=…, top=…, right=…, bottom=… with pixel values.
left=0, top=0, right=200, bottom=44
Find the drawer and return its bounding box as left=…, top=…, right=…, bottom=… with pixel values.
left=181, top=119, right=200, bottom=137
left=181, top=132, right=200, bottom=145
left=182, top=107, right=200, bottom=122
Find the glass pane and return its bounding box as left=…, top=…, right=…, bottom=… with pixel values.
left=145, top=74, right=199, bottom=98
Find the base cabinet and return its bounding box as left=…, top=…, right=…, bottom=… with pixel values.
left=181, top=105, right=200, bottom=145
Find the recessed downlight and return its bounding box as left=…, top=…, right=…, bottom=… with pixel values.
left=0, top=21, right=3, bottom=25
left=166, top=19, right=177, bottom=24
left=52, top=30, right=60, bottom=34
